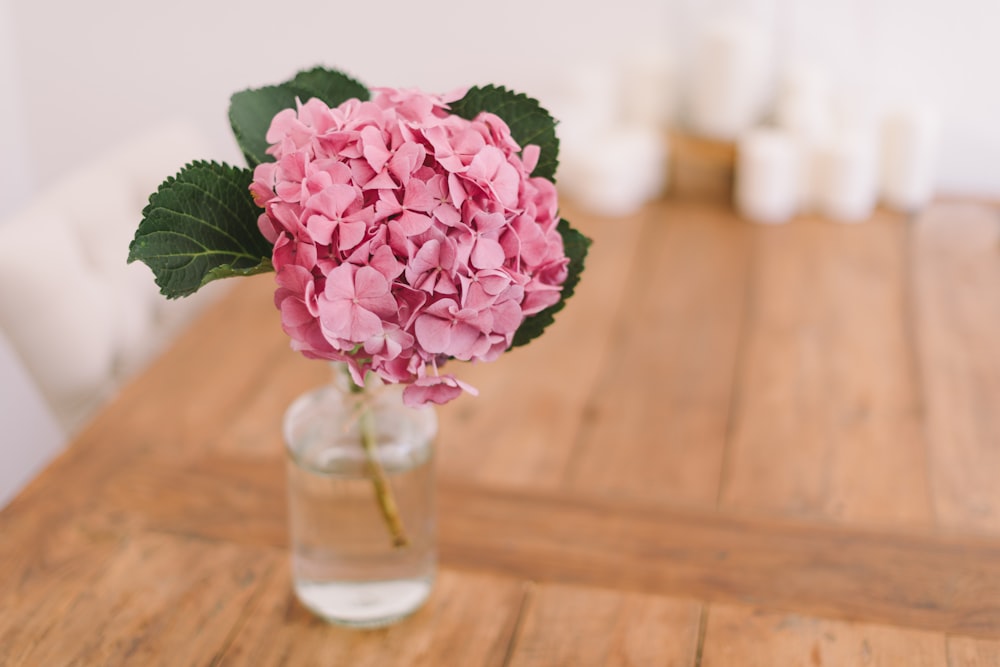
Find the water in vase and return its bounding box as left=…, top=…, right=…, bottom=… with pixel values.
left=284, top=385, right=437, bottom=628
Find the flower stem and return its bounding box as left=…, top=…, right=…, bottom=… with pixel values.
left=353, top=383, right=409, bottom=548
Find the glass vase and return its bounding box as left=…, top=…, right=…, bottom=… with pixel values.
left=283, top=366, right=437, bottom=628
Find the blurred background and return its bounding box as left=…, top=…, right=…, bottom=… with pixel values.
left=1, top=0, right=997, bottom=504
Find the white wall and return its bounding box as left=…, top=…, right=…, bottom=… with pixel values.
left=0, top=0, right=997, bottom=505
left=6, top=0, right=999, bottom=204
left=775, top=0, right=1000, bottom=196
left=0, top=0, right=33, bottom=219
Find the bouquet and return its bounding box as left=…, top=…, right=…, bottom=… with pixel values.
left=129, top=67, right=589, bottom=405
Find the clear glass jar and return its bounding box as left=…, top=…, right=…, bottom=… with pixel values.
left=283, top=367, right=437, bottom=628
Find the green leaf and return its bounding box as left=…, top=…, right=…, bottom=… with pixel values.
left=128, top=161, right=273, bottom=298
left=229, top=67, right=369, bottom=167
left=510, top=219, right=591, bottom=349
left=449, top=85, right=560, bottom=181
left=288, top=66, right=369, bottom=104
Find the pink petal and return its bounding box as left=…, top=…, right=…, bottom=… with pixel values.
left=402, top=179, right=437, bottom=212
left=394, top=284, right=428, bottom=330
left=257, top=213, right=279, bottom=244
left=471, top=237, right=505, bottom=270
left=279, top=295, right=315, bottom=327
left=354, top=266, right=398, bottom=317
left=397, top=210, right=434, bottom=236
left=323, top=263, right=358, bottom=300
left=370, top=244, right=404, bottom=281
left=490, top=299, right=523, bottom=334
left=306, top=214, right=337, bottom=245
left=363, top=171, right=398, bottom=190
left=389, top=143, right=426, bottom=185
left=338, top=220, right=368, bottom=250
left=413, top=313, right=452, bottom=354
left=347, top=305, right=385, bottom=342
left=467, top=146, right=520, bottom=207
left=521, top=144, right=540, bottom=174
left=446, top=322, right=483, bottom=359
left=403, top=378, right=463, bottom=406
left=306, top=184, right=357, bottom=221
left=318, top=298, right=356, bottom=340
left=352, top=265, right=387, bottom=296
left=433, top=203, right=461, bottom=226
left=266, top=108, right=300, bottom=144
left=402, top=374, right=478, bottom=407
left=361, top=126, right=390, bottom=172
left=408, top=239, right=442, bottom=276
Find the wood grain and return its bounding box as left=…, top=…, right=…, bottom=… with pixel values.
left=700, top=604, right=948, bottom=666
left=2, top=530, right=275, bottom=667
left=68, top=445, right=1000, bottom=641
left=436, top=482, right=1000, bottom=638
left=219, top=569, right=526, bottom=667
left=0, top=511, right=123, bottom=666
left=948, top=638, right=1000, bottom=667
left=721, top=211, right=933, bottom=526
left=912, top=202, right=1000, bottom=534
left=506, top=582, right=701, bottom=667
left=563, top=200, right=751, bottom=506
left=701, top=206, right=988, bottom=661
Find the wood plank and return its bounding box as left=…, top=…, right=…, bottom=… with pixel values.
left=700, top=604, right=947, bottom=666
left=703, top=211, right=940, bottom=667
left=436, top=482, right=1000, bottom=638
left=506, top=582, right=701, bottom=667
left=219, top=569, right=525, bottom=667
left=435, top=202, right=646, bottom=488
left=97, top=454, right=288, bottom=548
left=0, top=446, right=125, bottom=584
left=948, top=638, right=1000, bottom=666
left=562, top=200, right=751, bottom=505
left=918, top=202, right=1000, bottom=667
left=721, top=211, right=933, bottom=526
left=912, top=202, right=1000, bottom=534
left=2, top=531, right=275, bottom=666
left=86, top=457, right=1000, bottom=637
left=0, top=511, right=123, bottom=666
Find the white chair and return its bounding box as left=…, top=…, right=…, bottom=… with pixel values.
left=0, top=121, right=228, bottom=502
left=0, top=326, right=64, bottom=507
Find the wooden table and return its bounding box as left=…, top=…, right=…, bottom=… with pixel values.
left=3, top=197, right=1000, bottom=665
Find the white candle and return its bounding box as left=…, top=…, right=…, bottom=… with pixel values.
left=546, top=62, right=620, bottom=132
left=736, top=128, right=800, bottom=224
left=620, top=46, right=677, bottom=128
left=773, top=64, right=833, bottom=213
left=687, top=17, right=768, bottom=141
left=559, top=125, right=668, bottom=217
left=815, top=130, right=878, bottom=223
left=830, top=85, right=878, bottom=139
left=881, top=105, right=940, bottom=212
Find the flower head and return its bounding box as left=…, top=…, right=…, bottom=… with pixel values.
left=252, top=88, right=569, bottom=404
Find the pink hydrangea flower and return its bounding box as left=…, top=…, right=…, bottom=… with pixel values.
left=251, top=88, right=569, bottom=406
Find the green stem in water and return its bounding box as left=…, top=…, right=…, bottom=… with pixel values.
left=350, top=380, right=409, bottom=548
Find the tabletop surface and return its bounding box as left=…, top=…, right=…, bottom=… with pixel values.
left=3, top=197, right=1000, bottom=665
